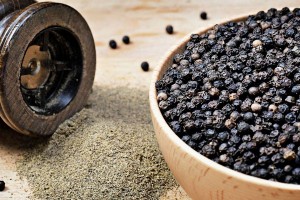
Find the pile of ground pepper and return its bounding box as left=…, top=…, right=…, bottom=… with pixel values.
left=17, top=87, right=176, bottom=199
left=156, top=7, right=300, bottom=184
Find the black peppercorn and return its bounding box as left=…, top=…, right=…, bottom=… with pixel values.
left=278, top=134, right=289, bottom=145
left=0, top=181, right=4, bottom=192
left=166, top=25, right=174, bottom=34
left=263, top=111, right=274, bottom=120
left=273, top=113, right=284, bottom=122
left=237, top=121, right=250, bottom=133
left=278, top=104, right=289, bottom=114
left=122, top=35, right=130, bottom=44
left=192, top=132, right=202, bottom=142
left=209, top=87, right=220, bottom=96
left=248, top=87, right=259, bottom=96
left=141, top=62, right=149, bottom=72
left=241, top=98, right=253, bottom=112
left=218, top=154, right=229, bottom=163
left=230, top=111, right=240, bottom=121
left=258, top=156, right=270, bottom=167
left=233, top=99, right=242, bottom=107
left=292, top=168, right=300, bottom=179
left=181, top=135, right=191, bottom=143
left=283, top=149, right=296, bottom=161
left=293, top=134, right=300, bottom=144
left=204, top=129, right=216, bottom=139
left=253, top=131, right=265, bottom=144
left=294, top=73, right=300, bottom=82
left=291, top=85, right=300, bottom=95
left=251, top=103, right=262, bottom=112
left=217, top=131, right=229, bottom=141
left=259, top=82, right=269, bottom=92
left=169, top=121, right=182, bottom=134
left=201, top=144, right=216, bottom=158
left=109, top=40, right=117, bottom=49
left=284, top=165, right=293, bottom=173
left=243, top=112, right=254, bottom=122
left=200, top=11, right=207, bottom=20
left=285, top=112, right=297, bottom=123
left=285, top=96, right=295, bottom=104
left=284, top=176, right=294, bottom=184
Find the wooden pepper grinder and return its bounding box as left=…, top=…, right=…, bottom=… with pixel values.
left=0, top=0, right=96, bottom=136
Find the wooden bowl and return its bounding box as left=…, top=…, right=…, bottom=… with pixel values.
left=149, top=16, right=300, bottom=200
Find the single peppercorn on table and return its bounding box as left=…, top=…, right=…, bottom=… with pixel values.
left=1, top=0, right=300, bottom=199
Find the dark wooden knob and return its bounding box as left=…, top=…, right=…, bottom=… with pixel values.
left=0, top=2, right=96, bottom=136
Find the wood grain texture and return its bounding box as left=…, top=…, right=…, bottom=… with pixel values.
left=1, top=0, right=300, bottom=199
left=149, top=9, right=300, bottom=200
left=0, top=125, right=33, bottom=199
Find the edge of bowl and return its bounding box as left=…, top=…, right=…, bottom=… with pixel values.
left=149, top=12, right=300, bottom=191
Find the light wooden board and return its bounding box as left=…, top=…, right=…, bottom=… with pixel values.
left=1, top=0, right=300, bottom=199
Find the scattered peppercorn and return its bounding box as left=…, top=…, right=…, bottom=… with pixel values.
left=156, top=7, right=300, bottom=185
left=200, top=11, right=207, bottom=20
left=166, top=25, right=174, bottom=34
left=0, top=181, right=5, bottom=191
left=122, top=35, right=130, bottom=44
left=141, top=62, right=149, bottom=72
left=109, top=40, right=117, bottom=49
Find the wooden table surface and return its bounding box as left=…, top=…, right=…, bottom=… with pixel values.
left=1, top=0, right=300, bottom=199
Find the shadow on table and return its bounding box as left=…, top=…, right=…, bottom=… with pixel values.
left=0, top=120, right=49, bottom=150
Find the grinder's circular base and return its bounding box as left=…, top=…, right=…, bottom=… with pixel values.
left=0, top=2, right=96, bottom=136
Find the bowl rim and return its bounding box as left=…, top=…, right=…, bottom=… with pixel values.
left=149, top=11, right=300, bottom=191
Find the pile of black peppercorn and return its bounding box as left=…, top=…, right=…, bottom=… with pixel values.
left=156, top=7, right=300, bottom=184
